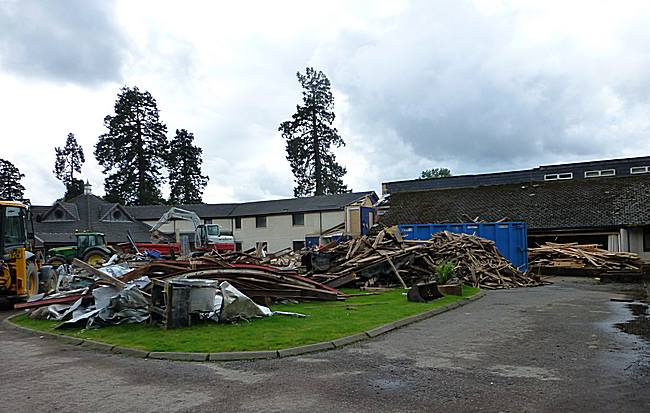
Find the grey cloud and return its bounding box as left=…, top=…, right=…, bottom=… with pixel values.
left=323, top=0, right=650, bottom=178
left=0, top=0, right=127, bottom=85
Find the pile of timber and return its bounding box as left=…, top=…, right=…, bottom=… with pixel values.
left=310, top=229, right=546, bottom=289
left=529, top=242, right=643, bottom=272
left=119, top=257, right=340, bottom=302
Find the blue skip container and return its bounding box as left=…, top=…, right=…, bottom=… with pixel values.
left=397, top=222, right=528, bottom=271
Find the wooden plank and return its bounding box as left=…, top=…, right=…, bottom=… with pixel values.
left=324, top=272, right=358, bottom=289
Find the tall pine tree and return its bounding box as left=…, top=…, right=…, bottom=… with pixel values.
left=279, top=67, right=348, bottom=197
left=94, top=86, right=168, bottom=205
left=0, top=158, right=25, bottom=200
left=54, top=133, right=85, bottom=200
left=167, top=129, right=208, bottom=204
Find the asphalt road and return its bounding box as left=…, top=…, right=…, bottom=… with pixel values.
left=1, top=278, right=648, bottom=413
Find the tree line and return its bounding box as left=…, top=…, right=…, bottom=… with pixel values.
left=1, top=87, right=209, bottom=205
left=0, top=66, right=453, bottom=204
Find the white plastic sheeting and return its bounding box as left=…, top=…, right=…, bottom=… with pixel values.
left=218, top=281, right=272, bottom=323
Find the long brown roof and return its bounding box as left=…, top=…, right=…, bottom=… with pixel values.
left=381, top=175, right=650, bottom=231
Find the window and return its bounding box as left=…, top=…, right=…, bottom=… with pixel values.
left=77, top=235, right=89, bottom=250
left=235, top=242, right=243, bottom=252
left=293, top=240, right=305, bottom=251
left=234, top=217, right=241, bottom=229
left=544, top=172, right=573, bottom=181
left=585, top=169, right=616, bottom=178
left=255, top=216, right=267, bottom=228
left=3, top=206, right=26, bottom=247
left=112, top=210, right=122, bottom=220
left=292, top=212, right=304, bottom=226
left=204, top=218, right=213, bottom=224
left=54, top=209, right=64, bottom=219
left=631, top=166, right=650, bottom=174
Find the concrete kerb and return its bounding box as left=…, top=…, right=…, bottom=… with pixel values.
left=209, top=351, right=279, bottom=361
left=2, top=314, right=86, bottom=346
left=81, top=340, right=114, bottom=352
left=331, top=332, right=370, bottom=348
left=149, top=352, right=208, bottom=362
left=278, top=341, right=335, bottom=358
left=4, top=291, right=487, bottom=362
left=112, top=346, right=150, bottom=358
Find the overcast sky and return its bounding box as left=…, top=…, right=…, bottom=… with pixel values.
left=2, top=0, right=650, bottom=205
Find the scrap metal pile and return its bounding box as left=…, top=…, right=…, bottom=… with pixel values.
left=22, top=254, right=337, bottom=329
left=305, top=229, right=546, bottom=289
left=529, top=242, right=643, bottom=273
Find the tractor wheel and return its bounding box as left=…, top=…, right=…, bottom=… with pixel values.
left=39, top=266, right=58, bottom=294
left=46, top=256, right=67, bottom=267
left=83, top=250, right=110, bottom=266
left=26, top=263, right=39, bottom=297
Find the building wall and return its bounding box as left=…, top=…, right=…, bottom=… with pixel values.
left=627, top=227, right=650, bottom=260
left=233, top=210, right=344, bottom=252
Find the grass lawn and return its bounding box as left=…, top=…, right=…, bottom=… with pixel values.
left=12, top=286, right=479, bottom=353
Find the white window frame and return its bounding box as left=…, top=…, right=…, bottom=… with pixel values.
left=584, top=169, right=616, bottom=178
left=630, top=166, right=650, bottom=174
left=544, top=173, right=573, bottom=181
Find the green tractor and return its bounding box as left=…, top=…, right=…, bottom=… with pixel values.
left=46, top=232, right=114, bottom=267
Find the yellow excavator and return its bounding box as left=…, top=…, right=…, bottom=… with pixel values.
left=0, top=200, right=57, bottom=301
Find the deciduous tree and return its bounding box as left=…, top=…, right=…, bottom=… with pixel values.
left=279, top=67, right=348, bottom=197
left=94, top=86, right=168, bottom=205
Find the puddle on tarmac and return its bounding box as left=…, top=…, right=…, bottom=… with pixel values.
left=615, top=302, right=650, bottom=342
left=613, top=282, right=650, bottom=343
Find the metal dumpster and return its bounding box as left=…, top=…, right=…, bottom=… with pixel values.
left=397, top=222, right=528, bottom=271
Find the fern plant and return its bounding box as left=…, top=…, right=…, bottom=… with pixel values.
left=435, top=261, right=456, bottom=285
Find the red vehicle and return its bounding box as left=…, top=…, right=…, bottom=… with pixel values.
left=122, top=207, right=235, bottom=256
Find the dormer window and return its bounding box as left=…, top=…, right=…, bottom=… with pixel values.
left=544, top=173, right=573, bottom=181
left=631, top=166, right=650, bottom=174
left=100, top=204, right=133, bottom=222
left=42, top=203, right=78, bottom=222
left=585, top=169, right=615, bottom=178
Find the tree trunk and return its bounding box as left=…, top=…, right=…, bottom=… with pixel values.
left=136, top=107, right=145, bottom=204
left=312, top=109, right=322, bottom=195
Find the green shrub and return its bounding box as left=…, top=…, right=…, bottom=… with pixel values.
left=435, top=261, right=456, bottom=284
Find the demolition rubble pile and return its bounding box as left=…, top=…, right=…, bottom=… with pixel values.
left=121, top=256, right=340, bottom=302
left=22, top=254, right=338, bottom=329
left=21, top=229, right=549, bottom=329
left=529, top=242, right=643, bottom=272
left=306, top=229, right=546, bottom=289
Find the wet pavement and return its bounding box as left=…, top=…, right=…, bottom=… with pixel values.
left=0, top=277, right=649, bottom=412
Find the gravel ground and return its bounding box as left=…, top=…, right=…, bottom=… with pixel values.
left=1, top=277, right=648, bottom=413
